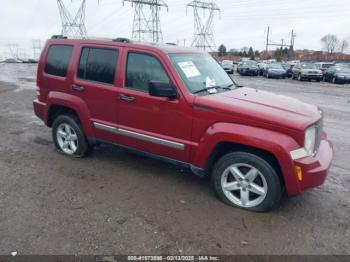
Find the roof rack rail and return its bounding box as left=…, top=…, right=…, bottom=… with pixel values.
left=112, top=37, right=132, bottom=43
left=51, top=35, right=68, bottom=39
left=165, top=42, right=177, bottom=46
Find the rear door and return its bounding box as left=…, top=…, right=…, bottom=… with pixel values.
left=115, top=49, right=193, bottom=162
left=71, top=44, right=121, bottom=143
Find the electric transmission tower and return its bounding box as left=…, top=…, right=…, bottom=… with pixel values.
left=32, top=40, right=42, bottom=60
left=123, top=0, right=168, bottom=43
left=187, top=0, right=220, bottom=51
left=56, top=0, right=88, bottom=38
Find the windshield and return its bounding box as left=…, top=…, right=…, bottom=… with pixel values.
left=301, top=63, right=317, bottom=69
left=269, top=64, right=284, bottom=69
left=335, top=67, right=350, bottom=73
left=169, top=53, right=234, bottom=94
left=242, top=61, right=257, bottom=67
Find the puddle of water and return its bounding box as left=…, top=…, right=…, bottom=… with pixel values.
left=0, top=63, right=37, bottom=90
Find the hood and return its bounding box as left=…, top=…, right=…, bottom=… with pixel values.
left=194, top=87, right=321, bottom=132
left=335, top=73, right=350, bottom=77
left=268, top=68, right=285, bottom=73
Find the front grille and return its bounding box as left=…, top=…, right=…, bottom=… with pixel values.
left=315, top=118, right=323, bottom=151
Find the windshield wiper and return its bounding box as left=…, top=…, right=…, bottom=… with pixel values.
left=193, top=86, right=219, bottom=94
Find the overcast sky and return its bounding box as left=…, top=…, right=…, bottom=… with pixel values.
left=0, top=0, right=349, bottom=59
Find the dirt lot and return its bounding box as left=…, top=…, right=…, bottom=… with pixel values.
left=0, top=65, right=349, bottom=255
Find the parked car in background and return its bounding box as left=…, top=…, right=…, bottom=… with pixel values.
left=292, top=63, right=322, bottom=81
left=315, top=62, right=334, bottom=75
left=264, top=63, right=286, bottom=79
left=323, top=65, right=350, bottom=84
left=221, top=60, right=234, bottom=74
left=282, top=63, right=294, bottom=78
left=237, top=60, right=259, bottom=76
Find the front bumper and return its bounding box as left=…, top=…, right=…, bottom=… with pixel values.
left=224, top=68, right=234, bottom=73
left=336, top=77, right=350, bottom=84
left=241, top=69, right=258, bottom=75
left=268, top=72, right=286, bottom=78
left=301, top=74, right=322, bottom=80
left=292, top=139, right=333, bottom=194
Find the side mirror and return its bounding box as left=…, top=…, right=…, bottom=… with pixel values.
left=149, top=81, right=178, bottom=99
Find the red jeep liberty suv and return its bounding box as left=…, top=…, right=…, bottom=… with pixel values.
left=33, top=36, right=333, bottom=212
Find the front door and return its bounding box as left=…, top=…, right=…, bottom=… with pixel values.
left=116, top=50, right=193, bottom=162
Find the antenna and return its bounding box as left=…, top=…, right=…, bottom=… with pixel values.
left=187, top=0, right=220, bottom=51
left=123, top=0, right=168, bottom=43
left=56, top=0, right=88, bottom=38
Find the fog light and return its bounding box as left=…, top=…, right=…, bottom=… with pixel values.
left=295, top=166, right=303, bottom=181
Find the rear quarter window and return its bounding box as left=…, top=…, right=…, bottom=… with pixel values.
left=44, top=45, right=73, bottom=77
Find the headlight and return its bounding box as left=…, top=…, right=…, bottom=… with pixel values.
left=304, top=126, right=316, bottom=155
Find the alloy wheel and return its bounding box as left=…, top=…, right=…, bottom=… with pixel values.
left=221, top=163, right=268, bottom=208
left=56, top=123, right=79, bottom=155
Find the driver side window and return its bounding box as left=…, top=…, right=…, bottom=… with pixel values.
left=125, top=52, right=170, bottom=92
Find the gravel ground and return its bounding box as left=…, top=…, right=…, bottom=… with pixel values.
left=0, top=64, right=349, bottom=255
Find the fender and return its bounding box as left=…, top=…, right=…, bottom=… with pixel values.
left=192, top=122, right=302, bottom=196
left=46, top=92, right=95, bottom=138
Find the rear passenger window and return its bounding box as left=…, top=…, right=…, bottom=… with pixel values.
left=78, top=47, right=118, bottom=85
left=45, top=45, right=73, bottom=77
left=125, top=52, right=170, bottom=92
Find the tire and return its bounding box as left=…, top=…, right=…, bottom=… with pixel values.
left=52, top=114, right=91, bottom=157
left=211, top=152, right=283, bottom=212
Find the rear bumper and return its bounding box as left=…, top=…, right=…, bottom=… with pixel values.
left=33, top=99, right=47, bottom=124
left=292, top=139, right=333, bottom=194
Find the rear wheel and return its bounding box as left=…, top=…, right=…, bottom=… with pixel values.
left=211, top=152, right=283, bottom=212
left=52, top=114, right=91, bottom=157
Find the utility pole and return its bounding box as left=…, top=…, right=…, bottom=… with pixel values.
left=187, top=0, right=220, bottom=51
left=123, top=0, right=168, bottom=43
left=56, top=0, right=87, bottom=38
left=265, top=26, right=269, bottom=59
left=265, top=26, right=293, bottom=58
left=290, top=29, right=296, bottom=49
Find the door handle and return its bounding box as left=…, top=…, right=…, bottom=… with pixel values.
left=119, top=94, right=135, bottom=102
left=70, top=84, right=85, bottom=92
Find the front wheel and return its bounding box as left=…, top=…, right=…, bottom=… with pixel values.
left=52, top=114, right=91, bottom=157
left=211, top=152, right=283, bottom=212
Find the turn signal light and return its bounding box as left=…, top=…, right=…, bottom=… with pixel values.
left=295, top=166, right=303, bottom=181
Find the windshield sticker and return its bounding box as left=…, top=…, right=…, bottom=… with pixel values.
left=178, top=61, right=201, bottom=78
left=205, top=76, right=217, bottom=88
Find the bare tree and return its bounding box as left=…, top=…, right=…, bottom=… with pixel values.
left=320, top=34, right=339, bottom=55
left=339, top=39, right=349, bottom=54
